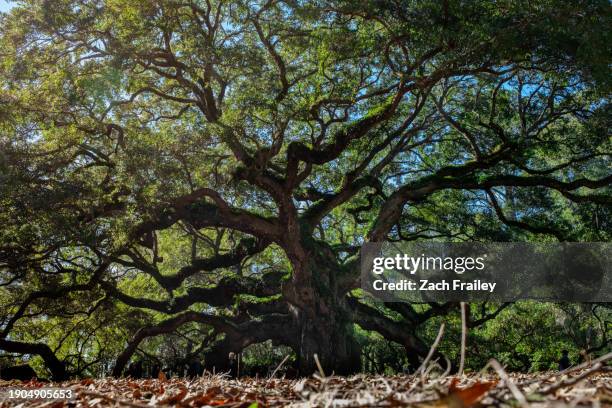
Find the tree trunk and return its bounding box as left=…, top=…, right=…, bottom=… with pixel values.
left=295, top=310, right=361, bottom=375
left=203, top=337, right=236, bottom=375
left=286, top=241, right=362, bottom=376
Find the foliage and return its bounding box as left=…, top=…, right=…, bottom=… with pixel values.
left=0, top=0, right=610, bottom=379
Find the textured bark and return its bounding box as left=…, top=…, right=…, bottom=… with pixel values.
left=294, top=310, right=361, bottom=375
left=283, top=240, right=362, bottom=375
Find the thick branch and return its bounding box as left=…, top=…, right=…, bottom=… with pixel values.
left=120, top=238, right=268, bottom=291
left=103, top=270, right=285, bottom=313
left=1, top=262, right=109, bottom=338
left=0, top=339, right=67, bottom=381
left=134, top=189, right=283, bottom=242
left=112, top=310, right=293, bottom=376
left=345, top=296, right=429, bottom=356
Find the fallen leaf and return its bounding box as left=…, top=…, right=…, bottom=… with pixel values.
left=159, top=386, right=187, bottom=405
left=80, top=378, right=94, bottom=386
left=448, top=378, right=498, bottom=407
left=210, top=399, right=232, bottom=406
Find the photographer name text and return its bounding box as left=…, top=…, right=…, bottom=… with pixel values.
left=372, top=279, right=496, bottom=293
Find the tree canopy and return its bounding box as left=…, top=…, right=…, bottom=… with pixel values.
left=0, top=0, right=610, bottom=379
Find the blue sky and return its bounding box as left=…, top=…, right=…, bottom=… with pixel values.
left=0, top=0, right=13, bottom=13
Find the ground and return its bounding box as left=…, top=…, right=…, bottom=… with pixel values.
left=1, top=356, right=610, bottom=408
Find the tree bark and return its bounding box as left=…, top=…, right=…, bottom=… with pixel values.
left=284, top=241, right=362, bottom=375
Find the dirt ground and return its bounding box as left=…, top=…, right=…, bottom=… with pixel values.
left=0, top=356, right=610, bottom=407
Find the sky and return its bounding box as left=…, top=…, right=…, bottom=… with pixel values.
left=0, top=0, right=13, bottom=13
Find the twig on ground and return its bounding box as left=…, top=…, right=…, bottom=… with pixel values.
left=540, top=362, right=611, bottom=395
left=459, top=302, right=467, bottom=377
left=268, top=354, right=291, bottom=383
left=519, top=351, right=612, bottom=389
left=417, top=323, right=445, bottom=379
left=314, top=353, right=326, bottom=378
left=488, top=359, right=528, bottom=407
left=565, top=351, right=612, bottom=374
